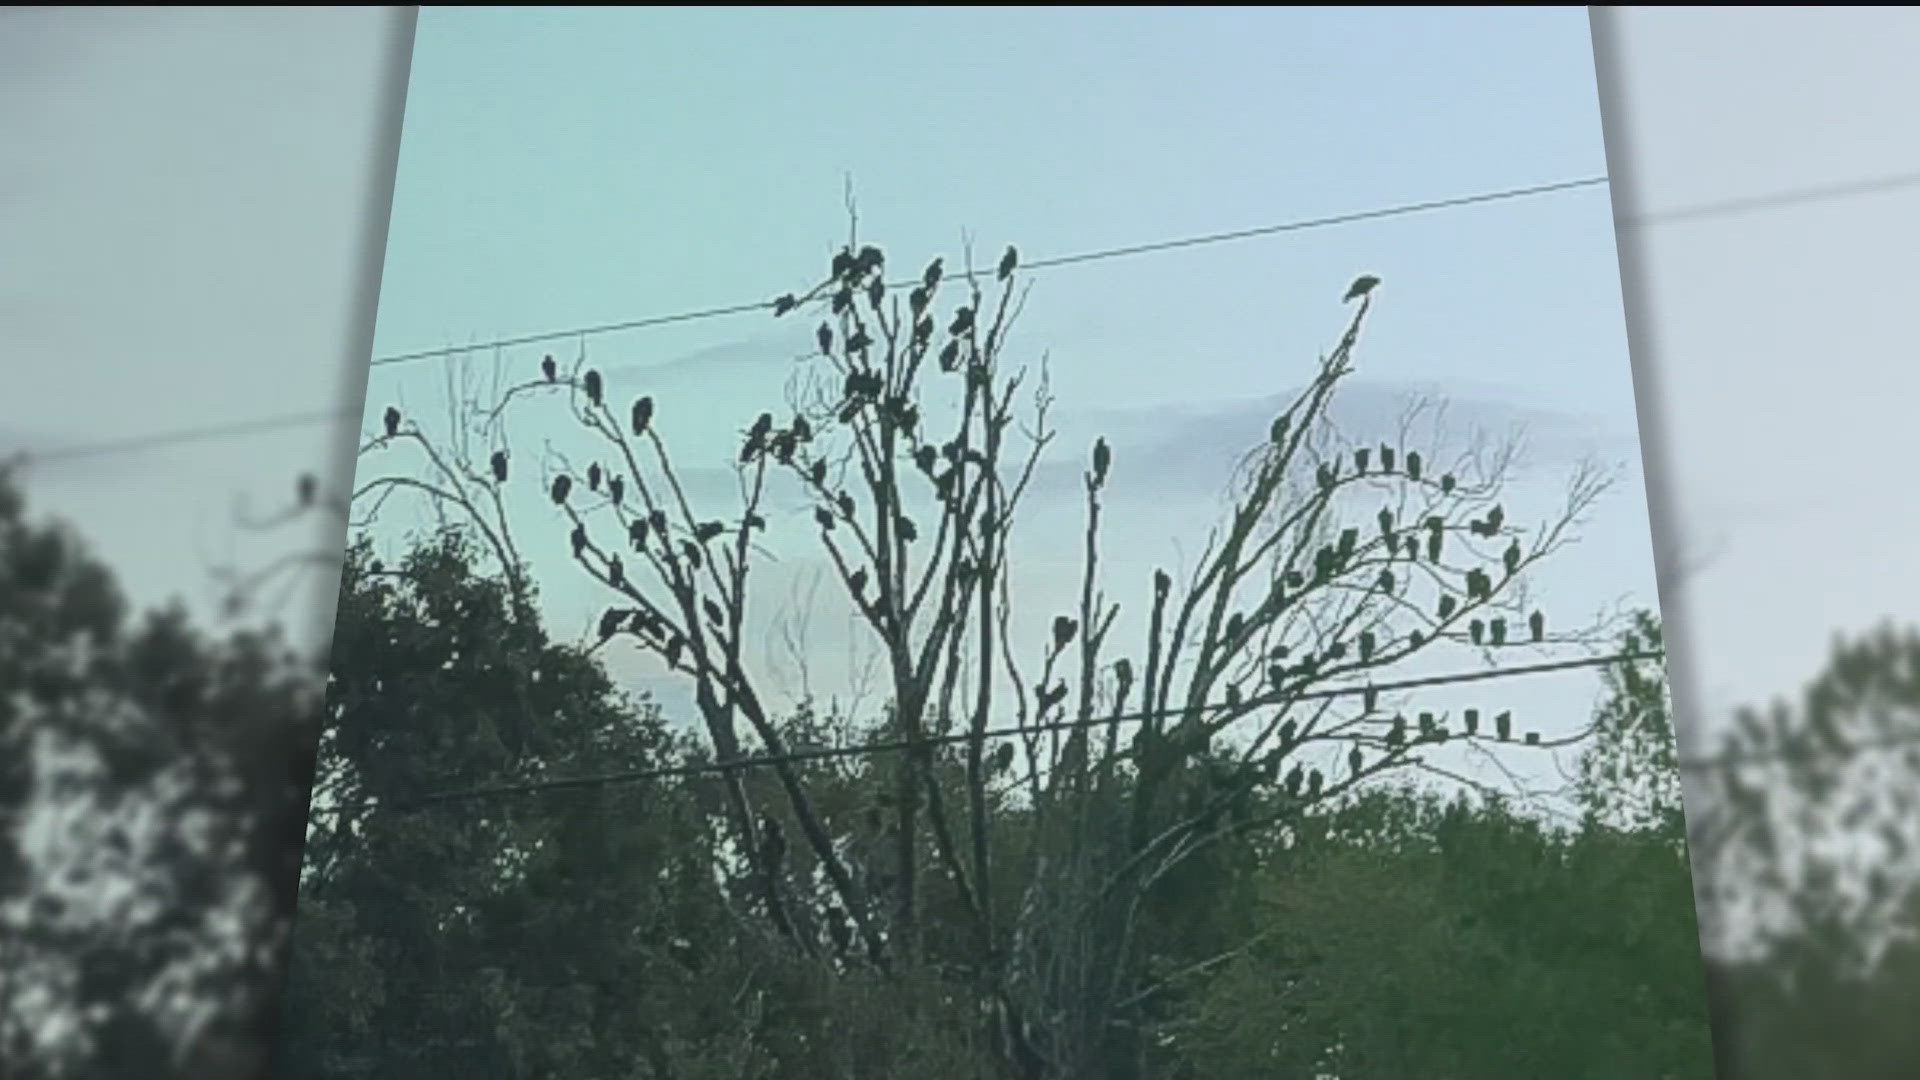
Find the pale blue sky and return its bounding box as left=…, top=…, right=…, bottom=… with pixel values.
left=347, top=6, right=1652, bottom=806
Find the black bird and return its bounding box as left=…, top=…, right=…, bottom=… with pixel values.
left=999, top=245, right=1018, bottom=281
left=1091, top=437, right=1111, bottom=486
left=849, top=567, right=868, bottom=596
left=490, top=451, right=508, bottom=484
left=608, top=476, right=624, bottom=505
left=1530, top=610, right=1545, bottom=642
left=570, top=525, right=588, bottom=558
left=703, top=598, right=725, bottom=626
left=923, top=257, right=943, bottom=292
left=541, top=354, right=557, bottom=381
left=1504, top=540, right=1521, bottom=576
left=772, top=294, right=797, bottom=317
left=1470, top=619, right=1485, bottom=645
left=1344, top=275, right=1380, bottom=303
left=989, top=741, right=1015, bottom=775
left=1349, top=745, right=1364, bottom=778
left=1495, top=711, right=1512, bottom=741
left=1489, top=618, right=1507, bottom=646
left=817, top=323, right=834, bottom=355
left=1405, top=451, right=1422, bottom=482
left=551, top=474, right=573, bottom=505
left=383, top=406, right=400, bottom=438
left=583, top=369, right=603, bottom=407
left=694, top=521, right=725, bottom=544
left=297, top=473, right=317, bottom=506
left=588, top=462, right=602, bottom=492
left=1464, top=708, right=1480, bottom=736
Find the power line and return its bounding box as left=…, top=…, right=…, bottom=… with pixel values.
left=9, top=173, right=1610, bottom=472
left=314, top=649, right=1667, bottom=816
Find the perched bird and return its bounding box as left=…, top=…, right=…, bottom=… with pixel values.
left=551, top=474, right=573, bottom=505
left=1495, top=711, right=1512, bottom=741
left=296, top=473, right=317, bottom=506
left=989, top=741, right=1015, bottom=775
left=998, top=245, right=1018, bottom=281
left=1091, top=437, right=1111, bottom=487
left=383, top=406, right=401, bottom=438
left=1529, top=610, right=1545, bottom=643
left=541, top=354, right=557, bottom=381
left=1344, top=275, right=1380, bottom=303
left=583, top=369, right=604, bottom=407
left=490, top=451, right=508, bottom=484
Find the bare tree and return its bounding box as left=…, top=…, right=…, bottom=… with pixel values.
left=348, top=226, right=1623, bottom=1079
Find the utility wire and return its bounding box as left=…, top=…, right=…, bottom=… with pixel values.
left=313, top=649, right=1667, bottom=816
left=9, top=174, right=1610, bottom=472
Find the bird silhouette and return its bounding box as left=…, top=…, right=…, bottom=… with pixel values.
left=1529, top=610, right=1545, bottom=642
left=1495, top=711, right=1512, bottom=741
left=541, top=354, right=557, bottom=381
left=989, top=741, right=1015, bottom=775
left=383, top=406, right=400, bottom=438
left=490, top=451, right=508, bottom=484
left=583, top=369, right=604, bottom=407
left=551, top=475, right=572, bottom=505
left=1091, top=438, right=1111, bottom=486
left=1344, top=275, right=1380, bottom=303
left=999, top=245, right=1018, bottom=281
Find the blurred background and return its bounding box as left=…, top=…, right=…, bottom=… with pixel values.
left=1, top=6, right=1916, bottom=1077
